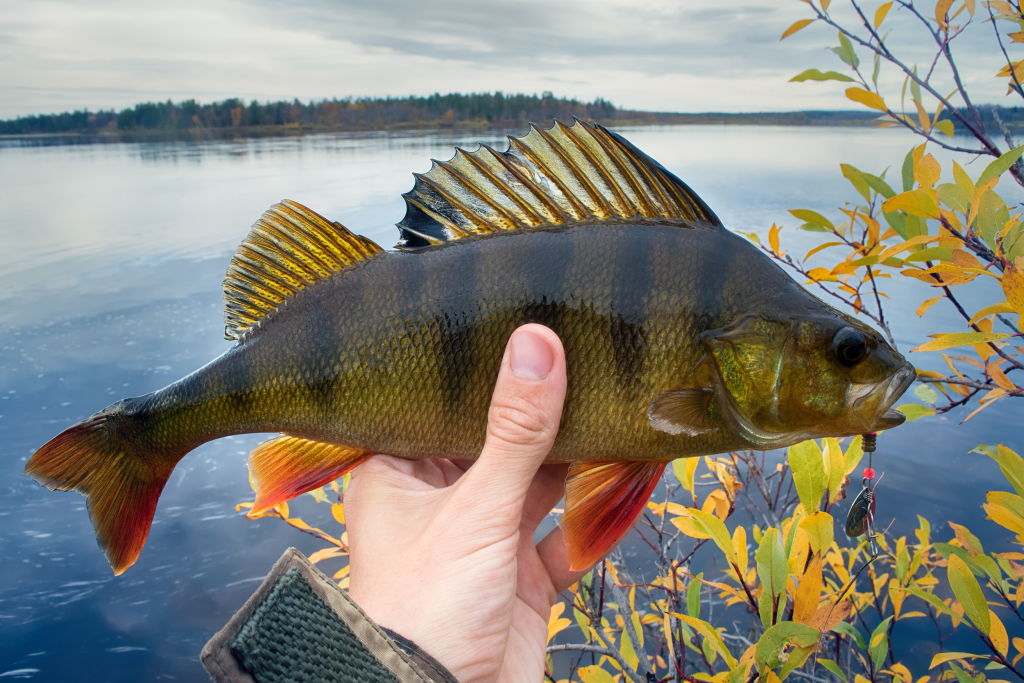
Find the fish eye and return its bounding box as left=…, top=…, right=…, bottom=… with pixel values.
left=832, top=327, right=867, bottom=367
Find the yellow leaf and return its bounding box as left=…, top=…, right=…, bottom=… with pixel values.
left=307, top=546, right=344, bottom=564
left=332, top=503, right=345, bottom=525
left=917, top=296, right=943, bottom=317
left=806, top=599, right=854, bottom=632
left=782, top=19, right=815, bottom=40
left=988, top=361, right=1016, bottom=390
left=702, top=488, right=731, bottom=521
left=793, top=555, right=823, bottom=623
left=823, top=438, right=846, bottom=505
left=883, top=189, right=941, bottom=219
left=969, top=302, right=1016, bottom=325
left=935, top=119, right=955, bottom=137
left=915, top=98, right=932, bottom=133
left=912, top=332, right=1012, bottom=352
left=875, top=1, right=893, bottom=27
left=274, top=501, right=290, bottom=519
left=846, top=88, right=888, bottom=112
left=769, top=223, right=784, bottom=257
left=801, top=512, right=835, bottom=556
left=935, top=0, right=955, bottom=26
left=929, top=652, right=985, bottom=669
left=547, top=602, right=572, bottom=644
left=578, top=666, right=616, bottom=683
left=1003, top=263, right=1024, bottom=318
left=990, top=609, right=1009, bottom=657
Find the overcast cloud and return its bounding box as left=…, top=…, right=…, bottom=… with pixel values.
left=0, top=0, right=1014, bottom=119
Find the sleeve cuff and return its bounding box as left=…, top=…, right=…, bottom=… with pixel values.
left=201, top=547, right=457, bottom=683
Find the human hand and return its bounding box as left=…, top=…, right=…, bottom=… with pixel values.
left=346, top=324, right=591, bottom=683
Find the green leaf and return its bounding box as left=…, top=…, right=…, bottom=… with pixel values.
left=817, top=658, right=849, bottom=682
left=986, top=445, right=1024, bottom=498
left=790, top=69, right=855, bottom=82
left=977, top=189, right=1010, bottom=252
left=780, top=643, right=816, bottom=680
left=838, top=32, right=859, bottom=68
left=832, top=621, right=867, bottom=650
left=869, top=617, right=893, bottom=670
left=895, top=404, right=936, bottom=421
left=914, top=384, right=938, bottom=404
left=673, top=614, right=737, bottom=668
left=948, top=554, right=991, bottom=634
left=902, top=147, right=915, bottom=192
left=911, top=67, right=922, bottom=104
left=885, top=210, right=908, bottom=239
left=686, top=508, right=739, bottom=565
left=978, top=144, right=1024, bottom=186
left=756, top=527, right=789, bottom=598
left=790, top=209, right=835, bottom=230
left=687, top=573, right=703, bottom=619
left=755, top=622, right=821, bottom=669
left=902, top=585, right=959, bottom=620
left=937, top=182, right=968, bottom=213
left=861, top=171, right=896, bottom=199
left=789, top=440, right=826, bottom=511
left=841, top=164, right=872, bottom=202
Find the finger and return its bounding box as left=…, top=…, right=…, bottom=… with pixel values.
left=535, top=526, right=594, bottom=593
left=460, top=324, right=566, bottom=512
left=519, top=463, right=569, bottom=533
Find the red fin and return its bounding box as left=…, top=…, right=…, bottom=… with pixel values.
left=25, top=413, right=176, bottom=576
left=562, top=461, right=667, bottom=571
left=249, top=436, right=369, bottom=514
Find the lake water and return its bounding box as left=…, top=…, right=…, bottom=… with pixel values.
left=0, top=125, right=1020, bottom=680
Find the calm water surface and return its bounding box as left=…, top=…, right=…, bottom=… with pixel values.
left=1, top=126, right=1020, bottom=680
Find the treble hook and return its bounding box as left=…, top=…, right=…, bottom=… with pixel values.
left=845, top=433, right=880, bottom=558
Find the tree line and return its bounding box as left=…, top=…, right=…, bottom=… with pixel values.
left=0, top=93, right=629, bottom=135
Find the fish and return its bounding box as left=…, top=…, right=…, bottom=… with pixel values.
left=25, top=119, right=916, bottom=575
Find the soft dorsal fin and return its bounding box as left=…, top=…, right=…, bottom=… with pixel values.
left=223, top=200, right=383, bottom=340
left=396, top=118, right=722, bottom=249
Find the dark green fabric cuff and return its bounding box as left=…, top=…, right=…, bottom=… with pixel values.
left=201, top=548, right=457, bottom=683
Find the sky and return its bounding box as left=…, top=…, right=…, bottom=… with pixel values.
left=0, top=0, right=1016, bottom=119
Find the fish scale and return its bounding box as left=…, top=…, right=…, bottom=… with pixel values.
left=25, top=119, right=914, bottom=574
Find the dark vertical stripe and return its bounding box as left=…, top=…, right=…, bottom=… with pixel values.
left=609, top=228, right=650, bottom=392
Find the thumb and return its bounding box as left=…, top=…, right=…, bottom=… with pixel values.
left=460, top=324, right=567, bottom=512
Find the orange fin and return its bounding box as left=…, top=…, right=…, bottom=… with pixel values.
left=562, top=461, right=667, bottom=571
left=248, top=435, right=370, bottom=514
left=25, top=411, right=177, bottom=576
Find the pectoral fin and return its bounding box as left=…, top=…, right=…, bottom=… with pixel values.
left=248, top=436, right=370, bottom=515
left=562, top=461, right=667, bottom=571
left=648, top=388, right=717, bottom=436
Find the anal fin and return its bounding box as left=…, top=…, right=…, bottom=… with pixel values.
left=562, top=461, right=667, bottom=571
left=248, top=436, right=370, bottom=514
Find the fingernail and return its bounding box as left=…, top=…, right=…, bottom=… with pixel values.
left=510, top=329, right=553, bottom=380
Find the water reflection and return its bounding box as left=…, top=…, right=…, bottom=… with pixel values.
left=0, top=126, right=1020, bottom=679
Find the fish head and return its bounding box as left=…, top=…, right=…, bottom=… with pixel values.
left=703, top=313, right=915, bottom=444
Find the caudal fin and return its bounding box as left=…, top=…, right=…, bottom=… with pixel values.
left=24, top=407, right=177, bottom=575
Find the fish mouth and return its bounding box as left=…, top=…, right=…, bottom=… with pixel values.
left=870, top=362, right=916, bottom=430
left=851, top=361, right=916, bottom=431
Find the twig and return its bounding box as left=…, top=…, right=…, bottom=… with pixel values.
left=546, top=644, right=644, bottom=683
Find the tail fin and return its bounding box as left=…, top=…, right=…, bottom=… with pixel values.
left=24, top=404, right=178, bottom=575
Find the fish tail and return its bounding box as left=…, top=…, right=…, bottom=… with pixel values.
left=24, top=399, right=181, bottom=575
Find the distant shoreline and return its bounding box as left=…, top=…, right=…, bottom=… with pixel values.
left=0, top=111, right=891, bottom=142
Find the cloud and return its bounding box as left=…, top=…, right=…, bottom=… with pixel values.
left=0, top=0, right=1015, bottom=119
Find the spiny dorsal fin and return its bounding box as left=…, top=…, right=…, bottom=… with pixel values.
left=223, top=200, right=383, bottom=340
left=396, top=118, right=722, bottom=249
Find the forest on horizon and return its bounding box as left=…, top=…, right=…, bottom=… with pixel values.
left=0, top=91, right=893, bottom=136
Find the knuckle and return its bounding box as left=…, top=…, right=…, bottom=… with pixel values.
left=486, top=396, right=555, bottom=447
